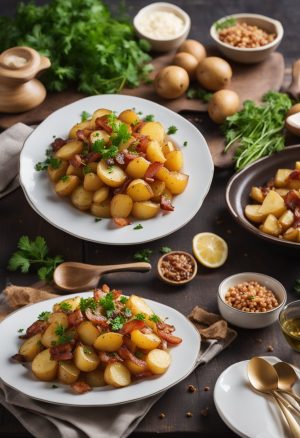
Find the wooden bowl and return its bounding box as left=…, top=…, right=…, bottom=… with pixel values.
left=226, top=145, right=300, bottom=248
left=157, top=250, right=197, bottom=285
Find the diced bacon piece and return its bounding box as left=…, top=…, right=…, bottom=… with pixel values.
left=144, top=162, right=163, bottom=180
left=50, top=343, right=73, bottom=361
left=24, top=320, right=48, bottom=339
left=113, top=179, right=132, bottom=195
left=284, top=190, right=300, bottom=211
left=113, top=217, right=132, bottom=227
left=11, top=353, right=27, bottom=363
left=160, top=339, right=168, bottom=351
left=140, top=326, right=153, bottom=334
left=120, top=319, right=145, bottom=334
left=95, top=116, right=112, bottom=133
left=69, top=154, right=85, bottom=168
left=123, top=335, right=136, bottom=353
left=137, top=135, right=149, bottom=153
left=68, top=309, right=84, bottom=327
left=52, top=138, right=67, bottom=151
left=288, top=170, right=300, bottom=180
left=118, top=345, right=147, bottom=368
left=85, top=152, right=101, bottom=163
left=133, top=371, right=153, bottom=379
left=76, top=129, right=93, bottom=141
left=71, top=381, right=92, bottom=394
left=112, top=289, right=122, bottom=299
left=99, top=351, right=123, bottom=364
left=85, top=308, right=109, bottom=328
left=157, top=322, right=175, bottom=333
left=157, top=329, right=182, bottom=345
left=132, top=121, right=145, bottom=132
left=160, top=195, right=174, bottom=211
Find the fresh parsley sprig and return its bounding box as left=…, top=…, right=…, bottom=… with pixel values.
left=133, top=249, right=153, bottom=263
left=214, top=17, right=237, bottom=31
left=38, top=311, right=51, bottom=321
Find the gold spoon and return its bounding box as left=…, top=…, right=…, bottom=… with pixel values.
left=248, top=357, right=300, bottom=438
left=274, top=362, right=300, bottom=404
left=53, top=261, right=151, bottom=291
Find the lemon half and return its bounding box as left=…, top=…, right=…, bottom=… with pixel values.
left=192, top=232, right=228, bottom=268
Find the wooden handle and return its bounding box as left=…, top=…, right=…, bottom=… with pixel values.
left=37, top=56, right=51, bottom=74
left=287, top=59, right=300, bottom=100
left=274, top=394, right=300, bottom=438
left=98, top=262, right=151, bottom=275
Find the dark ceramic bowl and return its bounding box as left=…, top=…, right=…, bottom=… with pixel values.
left=226, top=145, right=300, bottom=248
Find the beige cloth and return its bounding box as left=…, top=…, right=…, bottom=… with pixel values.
left=0, top=284, right=237, bottom=438
left=0, top=123, right=33, bottom=198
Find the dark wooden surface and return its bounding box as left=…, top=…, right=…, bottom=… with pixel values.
left=1, top=1, right=300, bottom=437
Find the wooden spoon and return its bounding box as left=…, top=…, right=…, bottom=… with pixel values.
left=53, top=261, right=151, bottom=292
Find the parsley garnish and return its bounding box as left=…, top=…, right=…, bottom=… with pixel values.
left=149, top=314, right=161, bottom=323
left=60, top=175, right=69, bottom=182
left=80, top=297, right=97, bottom=313
left=135, top=351, right=144, bottom=359
left=124, top=307, right=132, bottom=318
left=7, top=236, right=63, bottom=281
left=110, top=315, right=125, bottom=331
left=187, top=87, right=213, bottom=103
left=54, top=324, right=72, bottom=345
left=120, top=296, right=128, bottom=304
left=18, top=328, right=24, bottom=333
left=99, top=292, right=115, bottom=315
left=133, top=249, right=153, bottom=263
left=81, top=110, right=91, bottom=122
left=35, top=149, right=61, bottom=171
left=38, top=311, right=51, bottom=321
left=94, top=217, right=102, bottom=222
left=183, top=141, right=188, bottom=147
left=83, top=346, right=92, bottom=355
left=107, top=165, right=114, bottom=174
left=160, top=246, right=172, bottom=254
left=214, top=17, right=237, bottom=31
left=134, top=224, right=143, bottom=230
left=92, top=139, right=118, bottom=159
left=135, top=313, right=146, bottom=321
left=294, top=279, right=300, bottom=294
left=51, top=384, right=58, bottom=389
left=167, top=126, right=178, bottom=135
left=144, top=114, right=154, bottom=122
left=60, top=302, right=72, bottom=313
left=83, top=165, right=92, bottom=175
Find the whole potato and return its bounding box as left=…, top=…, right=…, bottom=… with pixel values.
left=208, top=90, right=240, bottom=124
left=196, top=57, right=232, bottom=91
left=172, top=52, right=198, bottom=79
left=177, top=39, right=206, bottom=62
left=154, top=66, right=189, bottom=99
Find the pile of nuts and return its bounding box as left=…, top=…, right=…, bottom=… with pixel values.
left=160, top=252, right=195, bottom=283
left=224, top=281, right=279, bottom=312
left=218, top=22, right=276, bottom=48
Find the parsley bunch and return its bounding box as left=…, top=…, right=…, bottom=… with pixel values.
left=0, top=0, right=152, bottom=94
left=223, top=92, right=292, bottom=171
left=7, top=236, right=63, bottom=281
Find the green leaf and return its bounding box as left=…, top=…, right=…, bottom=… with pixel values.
left=160, top=246, right=172, bottom=254
left=81, top=110, right=91, bottom=121
left=167, top=126, right=178, bottom=135
left=133, top=224, right=143, bottom=230
left=214, top=17, right=237, bottom=31
left=38, top=311, right=51, bottom=321
left=133, top=249, right=153, bottom=263
left=8, top=252, right=30, bottom=273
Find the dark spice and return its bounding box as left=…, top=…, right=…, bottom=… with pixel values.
left=188, top=384, right=196, bottom=393
left=159, top=413, right=166, bottom=419
left=200, top=407, right=209, bottom=417
left=266, top=345, right=274, bottom=352
left=203, top=386, right=210, bottom=392
left=186, top=412, right=193, bottom=418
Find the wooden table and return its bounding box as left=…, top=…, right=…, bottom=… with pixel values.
left=1, top=0, right=300, bottom=437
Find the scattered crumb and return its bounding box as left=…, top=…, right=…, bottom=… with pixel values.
left=186, top=412, right=193, bottom=417
left=255, top=338, right=263, bottom=343
left=200, top=407, right=209, bottom=417
left=226, top=229, right=232, bottom=234
left=266, top=345, right=274, bottom=352
left=188, top=384, right=197, bottom=393
left=203, top=386, right=210, bottom=392
left=159, top=413, right=166, bottom=419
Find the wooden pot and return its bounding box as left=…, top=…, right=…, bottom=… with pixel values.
left=0, top=46, right=51, bottom=113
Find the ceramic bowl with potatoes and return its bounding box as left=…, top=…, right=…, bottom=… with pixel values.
left=226, top=145, right=300, bottom=248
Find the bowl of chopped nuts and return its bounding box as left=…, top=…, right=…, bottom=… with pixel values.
left=157, top=250, right=197, bottom=285
left=218, top=272, right=287, bottom=328
left=210, top=13, right=284, bottom=64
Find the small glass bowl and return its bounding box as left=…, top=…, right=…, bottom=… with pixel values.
left=279, top=300, right=300, bottom=352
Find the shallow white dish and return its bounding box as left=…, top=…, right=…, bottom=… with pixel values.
left=20, top=94, right=213, bottom=245
left=214, top=357, right=300, bottom=438
left=0, top=292, right=200, bottom=407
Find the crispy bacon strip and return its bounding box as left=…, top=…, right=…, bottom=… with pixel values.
left=132, top=121, right=145, bottom=132
left=123, top=150, right=139, bottom=165
left=23, top=320, right=48, bottom=339
left=284, top=190, right=300, bottom=211
left=11, top=353, right=27, bottom=363
left=71, top=381, right=92, bottom=394
left=85, top=152, right=100, bottom=163
left=118, top=345, right=147, bottom=368
left=93, top=288, right=106, bottom=301
left=160, top=195, right=174, bottom=211
left=99, top=351, right=123, bottom=364
left=52, top=138, right=67, bottom=151
left=95, top=116, right=112, bottom=133
left=144, top=162, right=163, bottom=180
left=120, top=319, right=145, bottom=334
left=50, top=343, right=73, bottom=361
left=137, top=135, right=149, bottom=153
left=294, top=206, right=300, bottom=227
left=113, top=217, right=132, bottom=227
left=157, top=329, right=182, bottom=345
left=288, top=170, right=300, bottom=180
left=157, top=322, right=175, bottom=333
left=85, top=308, right=109, bottom=328
left=133, top=371, right=153, bottom=379
left=69, top=154, right=85, bottom=168
left=113, top=178, right=132, bottom=195
left=123, top=335, right=136, bottom=353
left=160, top=339, right=168, bottom=351
left=68, top=309, right=84, bottom=327
left=140, top=326, right=153, bottom=334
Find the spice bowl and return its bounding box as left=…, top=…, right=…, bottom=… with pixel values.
left=133, top=2, right=191, bottom=52
left=218, top=272, right=287, bottom=329
left=157, top=251, right=197, bottom=286
left=210, top=13, right=283, bottom=63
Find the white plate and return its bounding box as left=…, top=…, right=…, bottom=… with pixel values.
left=19, top=94, right=213, bottom=245
left=0, top=292, right=200, bottom=406
left=214, top=357, right=300, bottom=438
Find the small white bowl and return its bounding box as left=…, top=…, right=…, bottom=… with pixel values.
left=133, top=2, right=191, bottom=52
left=218, top=272, right=287, bottom=329
left=210, top=13, right=283, bottom=63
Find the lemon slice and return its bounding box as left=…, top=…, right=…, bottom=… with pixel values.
left=192, top=232, right=228, bottom=268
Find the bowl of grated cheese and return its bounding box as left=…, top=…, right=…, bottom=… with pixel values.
left=133, top=2, right=191, bottom=52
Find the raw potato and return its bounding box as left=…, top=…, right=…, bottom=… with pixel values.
left=165, top=171, right=189, bottom=194
left=172, top=52, right=198, bottom=78
left=89, top=130, right=110, bottom=145
left=196, top=57, right=232, bottom=91
left=93, top=186, right=110, bottom=204
left=208, top=90, right=240, bottom=124
left=73, top=345, right=100, bottom=372
left=131, top=329, right=161, bottom=350
left=77, top=321, right=100, bottom=345
left=55, top=141, right=83, bottom=160
left=146, top=140, right=166, bottom=163
left=259, top=214, right=282, bottom=236
left=140, top=122, right=165, bottom=143
left=119, top=109, right=139, bottom=125
left=177, top=39, right=206, bottom=62
left=126, top=179, right=153, bottom=202
left=132, top=201, right=160, bottom=219
left=245, top=205, right=267, bottom=223
left=93, top=332, right=123, bottom=352
left=32, top=348, right=58, bottom=381
left=71, top=185, right=93, bottom=211
left=110, top=194, right=133, bottom=218
left=58, top=361, right=80, bottom=384
left=69, top=121, right=94, bottom=138
left=97, top=160, right=127, bottom=188
left=85, top=369, right=106, bottom=387
left=104, top=362, right=131, bottom=387
left=19, top=333, right=43, bottom=361
left=258, top=190, right=286, bottom=217
left=146, top=349, right=170, bottom=375
left=55, top=175, right=80, bottom=197
left=48, top=160, right=68, bottom=182
left=250, top=187, right=264, bottom=203
left=83, top=172, right=104, bottom=192
left=90, top=199, right=111, bottom=218
left=66, top=164, right=83, bottom=179
left=126, top=157, right=150, bottom=179
left=154, top=66, right=189, bottom=99
left=53, top=296, right=80, bottom=313
left=164, top=150, right=183, bottom=171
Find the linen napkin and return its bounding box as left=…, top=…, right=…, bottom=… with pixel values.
left=0, top=284, right=237, bottom=438
left=0, top=123, right=33, bottom=198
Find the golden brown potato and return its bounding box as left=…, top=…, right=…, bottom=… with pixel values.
left=146, top=140, right=166, bottom=163
left=90, top=199, right=111, bottom=218
left=119, top=109, right=139, bottom=125
left=278, top=210, right=294, bottom=230
left=104, top=362, right=131, bottom=387
left=140, top=121, right=165, bottom=143
left=259, top=214, right=282, bottom=236
left=69, top=121, right=94, bottom=138
left=89, top=130, right=110, bottom=145
left=48, top=160, right=69, bottom=183
left=250, top=187, right=264, bottom=204
left=74, top=345, right=100, bottom=372
left=125, top=157, right=151, bottom=179
left=91, top=108, right=112, bottom=124
left=274, top=169, right=292, bottom=188
left=55, top=175, right=80, bottom=197
left=164, top=150, right=183, bottom=171
left=58, top=361, right=80, bottom=384
left=110, top=194, right=133, bottom=218
left=155, top=166, right=170, bottom=183
left=131, top=329, right=161, bottom=350
left=283, top=227, right=299, bottom=241
left=41, top=322, right=61, bottom=348
left=149, top=180, right=165, bottom=198
left=48, top=312, right=69, bottom=327
left=71, top=185, right=93, bottom=211
left=19, top=333, right=43, bottom=361
left=93, top=332, right=123, bottom=352
left=53, top=297, right=80, bottom=313
left=132, top=201, right=160, bottom=219
left=162, top=141, right=175, bottom=156
left=165, top=171, right=189, bottom=195
left=77, top=321, right=100, bottom=346
left=245, top=205, right=267, bottom=223
left=177, top=39, right=206, bottom=62
left=93, top=186, right=110, bottom=204
left=97, top=160, right=127, bottom=188
left=125, top=357, right=148, bottom=375
left=126, top=179, right=154, bottom=202
left=258, top=190, right=286, bottom=218
left=146, top=349, right=170, bottom=375
left=66, top=164, right=83, bottom=179
left=55, top=141, right=83, bottom=160
left=126, top=295, right=153, bottom=317
left=85, top=368, right=106, bottom=387
left=32, top=348, right=58, bottom=381
left=83, top=172, right=104, bottom=192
